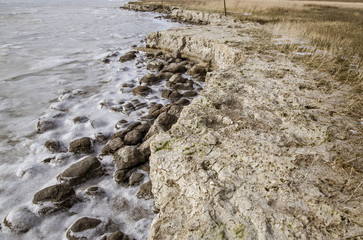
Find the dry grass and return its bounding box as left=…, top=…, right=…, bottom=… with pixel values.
left=143, top=0, right=363, bottom=115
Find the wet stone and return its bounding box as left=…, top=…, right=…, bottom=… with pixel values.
left=176, top=98, right=191, bottom=106
left=124, top=129, right=143, bottom=145
left=129, top=172, right=144, bottom=186
left=69, top=137, right=94, bottom=154
left=157, top=71, right=173, bottom=80
left=188, top=64, right=207, bottom=77
left=183, top=90, right=198, bottom=98
left=162, top=63, right=186, bottom=73
left=107, top=231, right=130, bottom=240
left=139, top=73, right=159, bottom=85
left=85, top=186, right=104, bottom=197
left=161, top=89, right=172, bottom=99
left=33, top=184, right=76, bottom=210
left=114, top=146, right=145, bottom=170
left=136, top=181, right=153, bottom=199
left=45, top=139, right=67, bottom=153
left=169, top=91, right=182, bottom=101
left=131, top=86, right=152, bottom=96
left=119, top=51, right=137, bottom=63
left=57, top=156, right=103, bottom=186
left=101, top=137, right=124, bottom=155
left=149, top=104, right=163, bottom=118
left=135, top=123, right=151, bottom=134
left=146, top=60, right=164, bottom=72
left=73, top=116, right=89, bottom=124
left=169, top=73, right=187, bottom=84
left=114, top=169, right=128, bottom=183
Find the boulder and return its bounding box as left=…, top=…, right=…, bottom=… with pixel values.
left=138, top=137, right=153, bottom=159
left=168, top=91, right=182, bottom=101
left=69, top=137, right=94, bottom=154
left=169, top=73, right=188, bottom=84
left=175, top=98, right=190, bottom=106
left=37, top=118, right=56, bottom=133
left=114, top=146, right=146, bottom=170
left=57, top=156, right=103, bottom=186
left=161, top=89, right=172, bottom=99
left=73, top=116, right=89, bottom=124
left=33, top=184, right=76, bottom=210
left=149, top=104, right=164, bottom=118
left=3, top=207, right=39, bottom=233
left=183, top=90, right=198, bottom=98
left=107, top=231, right=129, bottom=240
left=135, top=123, right=151, bottom=135
left=124, top=129, right=142, bottom=145
left=147, top=60, right=164, bottom=72
left=162, top=63, right=186, bottom=73
left=131, top=86, right=152, bottom=96
left=45, top=139, right=67, bottom=153
left=119, top=51, right=137, bottom=63
left=188, top=64, right=207, bottom=76
left=139, top=74, right=159, bottom=85
left=167, top=81, right=194, bottom=91
left=145, top=112, right=178, bottom=140
left=66, top=217, right=116, bottom=240
left=157, top=71, right=173, bottom=80
left=129, top=172, right=144, bottom=186
left=136, top=181, right=153, bottom=199
left=114, top=169, right=128, bottom=183
left=85, top=186, right=104, bottom=197
left=101, top=138, right=124, bottom=155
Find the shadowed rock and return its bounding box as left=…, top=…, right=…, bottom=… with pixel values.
left=57, top=156, right=103, bottom=186
left=37, top=119, right=56, bottom=133
left=145, top=112, right=178, bottom=140
left=129, top=172, right=144, bottom=186
left=101, top=138, right=124, bottom=155
left=162, top=63, right=186, bottom=73
left=106, top=231, right=130, bottom=240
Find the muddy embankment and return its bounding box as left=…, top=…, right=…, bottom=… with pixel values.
left=124, top=2, right=363, bottom=240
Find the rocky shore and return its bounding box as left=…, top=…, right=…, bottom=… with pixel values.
left=3, top=2, right=362, bottom=240
left=125, top=2, right=363, bottom=240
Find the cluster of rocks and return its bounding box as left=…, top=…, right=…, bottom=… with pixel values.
left=4, top=40, right=209, bottom=238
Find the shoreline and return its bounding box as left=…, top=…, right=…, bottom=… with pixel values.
left=125, top=2, right=363, bottom=239
left=1, top=5, right=208, bottom=240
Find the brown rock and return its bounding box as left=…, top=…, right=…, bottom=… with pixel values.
left=37, top=119, right=56, bottom=133
left=131, top=86, right=152, bottom=96
left=188, top=64, right=207, bottom=76
left=183, top=90, right=198, bottom=98
left=114, top=146, right=146, bottom=170
left=119, top=51, right=137, bottom=63
left=69, top=137, right=94, bottom=154
left=45, top=139, right=67, bottom=153
left=168, top=91, right=182, bottom=101
left=162, top=63, right=186, bottom=73
left=57, top=156, right=103, bottom=186
left=33, top=184, right=76, bottom=209
left=129, top=172, right=144, bottom=186
left=139, top=74, right=159, bottom=85
left=161, top=89, right=172, bottom=99
left=124, top=129, right=142, bottom=145
left=136, top=181, right=153, bottom=199
left=146, top=61, right=164, bottom=71
left=107, top=231, right=129, bottom=240
left=149, top=104, right=164, bottom=118
left=114, top=169, right=128, bottom=183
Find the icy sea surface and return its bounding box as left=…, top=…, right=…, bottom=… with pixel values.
left=0, top=0, right=180, bottom=239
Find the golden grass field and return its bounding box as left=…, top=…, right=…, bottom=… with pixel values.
left=143, top=0, right=363, bottom=115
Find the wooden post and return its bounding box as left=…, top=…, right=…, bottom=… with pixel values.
left=223, top=0, right=227, bottom=16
